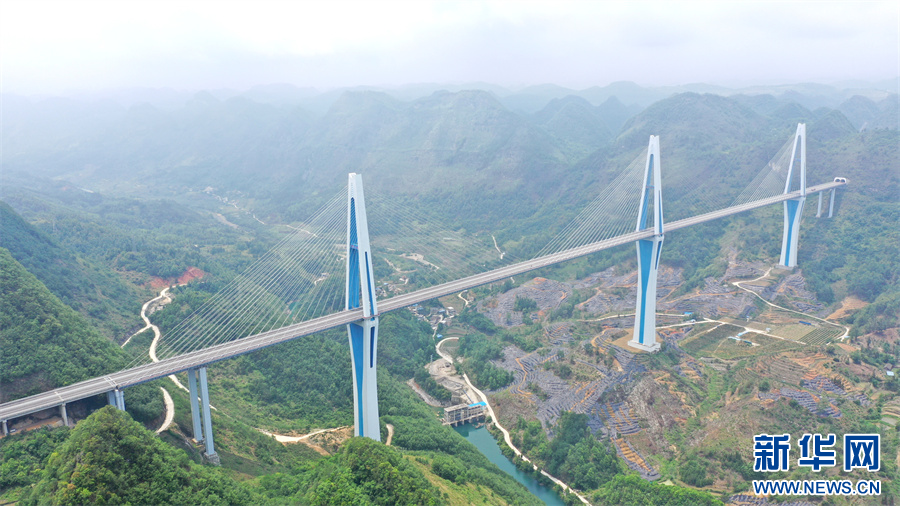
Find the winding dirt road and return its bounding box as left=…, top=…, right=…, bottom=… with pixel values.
left=125, top=286, right=186, bottom=433
left=121, top=287, right=172, bottom=348
left=155, top=387, right=174, bottom=434
left=138, top=287, right=191, bottom=394
left=733, top=268, right=849, bottom=339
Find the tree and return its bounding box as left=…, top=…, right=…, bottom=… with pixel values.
left=24, top=406, right=255, bottom=506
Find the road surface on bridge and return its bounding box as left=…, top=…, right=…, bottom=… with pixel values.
left=0, top=181, right=844, bottom=422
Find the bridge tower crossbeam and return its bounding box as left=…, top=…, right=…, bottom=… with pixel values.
left=346, top=173, right=381, bottom=441
left=629, top=136, right=664, bottom=353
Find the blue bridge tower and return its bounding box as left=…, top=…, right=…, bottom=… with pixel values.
left=345, top=173, right=381, bottom=441
left=780, top=123, right=807, bottom=268
left=629, top=136, right=664, bottom=352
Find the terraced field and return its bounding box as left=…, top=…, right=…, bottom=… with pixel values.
left=883, top=401, right=900, bottom=428
left=772, top=323, right=815, bottom=340
left=800, top=326, right=844, bottom=345
left=767, top=358, right=807, bottom=385
left=681, top=324, right=743, bottom=356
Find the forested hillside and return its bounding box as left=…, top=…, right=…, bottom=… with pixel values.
left=0, top=202, right=142, bottom=338
left=1, top=81, right=897, bottom=505
left=0, top=248, right=163, bottom=422
left=0, top=248, right=126, bottom=401
left=21, top=407, right=254, bottom=506
left=2, top=367, right=548, bottom=505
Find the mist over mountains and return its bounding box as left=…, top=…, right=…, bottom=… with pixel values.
left=2, top=80, right=896, bottom=228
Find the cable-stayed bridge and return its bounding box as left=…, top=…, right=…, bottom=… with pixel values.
left=0, top=124, right=846, bottom=463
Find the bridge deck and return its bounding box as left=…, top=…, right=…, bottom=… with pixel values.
left=0, top=182, right=844, bottom=422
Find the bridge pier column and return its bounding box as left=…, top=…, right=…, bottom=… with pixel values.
left=780, top=197, right=806, bottom=267
left=345, top=173, right=381, bottom=441
left=107, top=390, right=116, bottom=406
left=348, top=318, right=379, bottom=439
left=828, top=188, right=836, bottom=218
left=198, top=367, right=219, bottom=465
left=113, top=389, right=125, bottom=411
left=631, top=237, right=664, bottom=352
left=628, top=136, right=664, bottom=353
left=816, top=191, right=823, bottom=217
left=60, top=404, right=68, bottom=427
left=187, top=368, right=204, bottom=443
left=2, top=420, right=8, bottom=436
left=779, top=124, right=806, bottom=268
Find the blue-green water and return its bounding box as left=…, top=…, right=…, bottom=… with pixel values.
left=454, top=424, right=566, bottom=506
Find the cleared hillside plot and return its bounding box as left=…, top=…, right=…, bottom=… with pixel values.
left=681, top=321, right=810, bottom=360
left=681, top=324, right=744, bottom=356
left=882, top=400, right=900, bottom=428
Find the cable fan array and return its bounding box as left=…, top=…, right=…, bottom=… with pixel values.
left=730, top=135, right=800, bottom=207
left=366, top=193, right=515, bottom=295
left=129, top=188, right=349, bottom=371
left=126, top=129, right=812, bottom=372
left=533, top=147, right=649, bottom=259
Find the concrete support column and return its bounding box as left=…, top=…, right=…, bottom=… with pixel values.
left=628, top=135, right=664, bottom=353
left=187, top=368, right=203, bottom=443
left=114, top=389, right=126, bottom=411
left=828, top=188, right=836, bottom=218
left=816, top=191, right=823, bottom=217
left=198, top=367, right=218, bottom=464
left=60, top=404, right=69, bottom=427
left=2, top=420, right=8, bottom=436
left=107, top=391, right=116, bottom=406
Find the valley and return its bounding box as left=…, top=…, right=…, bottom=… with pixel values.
left=1, top=81, right=897, bottom=505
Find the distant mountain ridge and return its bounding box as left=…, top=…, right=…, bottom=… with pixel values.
left=4, top=82, right=894, bottom=210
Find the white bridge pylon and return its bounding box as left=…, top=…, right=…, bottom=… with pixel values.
left=780, top=123, right=806, bottom=267
left=628, top=136, right=664, bottom=352
left=345, top=173, right=380, bottom=441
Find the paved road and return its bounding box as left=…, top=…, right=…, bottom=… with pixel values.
left=0, top=182, right=844, bottom=423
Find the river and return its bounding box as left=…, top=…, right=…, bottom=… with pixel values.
left=454, top=424, right=566, bottom=506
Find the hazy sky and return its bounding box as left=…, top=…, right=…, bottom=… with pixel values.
left=1, top=0, right=898, bottom=95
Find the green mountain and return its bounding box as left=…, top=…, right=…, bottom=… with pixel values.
left=22, top=407, right=255, bottom=506
left=0, top=246, right=163, bottom=423
left=532, top=95, right=614, bottom=159
left=0, top=201, right=142, bottom=339
left=0, top=247, right=125, bottom=401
